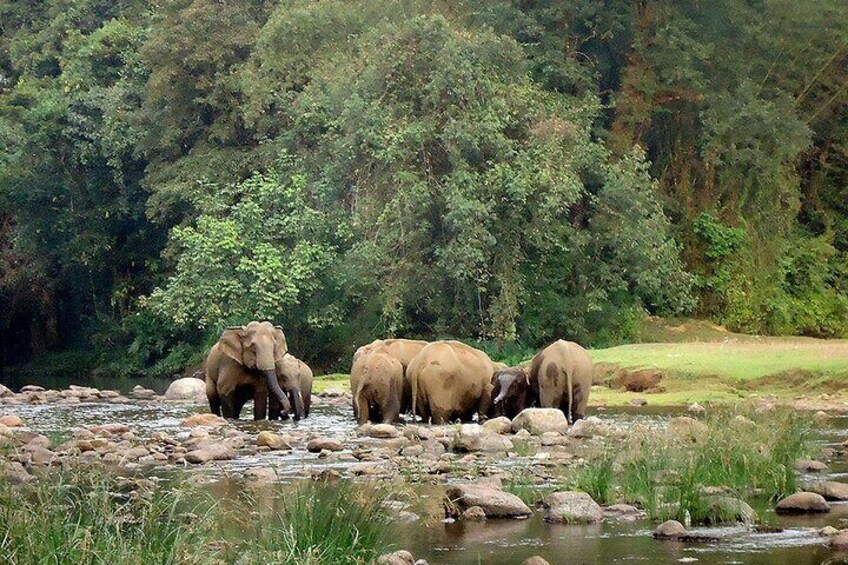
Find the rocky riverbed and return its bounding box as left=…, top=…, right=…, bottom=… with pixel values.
left=3, top=380, right=848, bottom=564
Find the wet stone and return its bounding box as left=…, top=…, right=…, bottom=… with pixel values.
left=307, top=437, right=343, bottom=452
left=182, top=414, right=226, bottom=427
left=542, top=491, right=603, bottom=524
left=776, top=492, right=830, bottom=514
left=0, top=415, right=24, bottom=427
left=462, top=505, right=487, bottom=521
left=829, top=531, right=848, bottom=551
left=445, top=484, right=532, bottom=519
left=803, top=480, right=848, bottom=501
left=368, top=424, right=401, bottom=439
left=795, top=459, right=828, bottom=473
left=377, top=550, right=414, bottom=565
left=257, top=431, right=291, bottom=451
left=654, top=520, right=687, bottom=539
left=512, top=409, right=569, bottom=435
left=521, top=558, right=552, bottom=565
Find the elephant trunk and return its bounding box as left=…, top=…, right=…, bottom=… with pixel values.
left=264, top=370, right=291, bottom=415
left=292, top=388, right=305, bottom=421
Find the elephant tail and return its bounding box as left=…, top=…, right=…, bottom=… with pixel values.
left=410, top=370, right=419, bottom=424
left=564, top=364, right=574, bottom=425
left=353, top=382, right=368, bottom=426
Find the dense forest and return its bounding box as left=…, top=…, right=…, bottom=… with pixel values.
left=1, top=0, right=846, bottom=376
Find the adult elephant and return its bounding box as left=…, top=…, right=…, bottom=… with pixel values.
left=408, top=340, right=495, bottom=424
left=529, top=340, right=593, bottom=423
left=489, top=366, right=538, bottom=419
left=350, top=351, right=404, bottom=425
left=205, top=321, right=305, bottom=420
left=351, top=338, right=427, bottom=415
left=271, top=353, right=313, bottom=420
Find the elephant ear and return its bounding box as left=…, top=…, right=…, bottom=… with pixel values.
left=273, top=326, right=289, bottom=363
left=219, top=329, right=246, bottom=365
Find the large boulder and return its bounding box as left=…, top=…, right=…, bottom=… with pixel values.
left=185, top=443, right=234, bottom=464
left=775, top=492, right=830, bottom=514
left=567, top=416, right=611, bottom=438
left=803, top=480, right=848, bottom=501
left=541, top=491, right=603, bottom=524
left=511, top=409, right=568, bottom=435
left=445, top=484, right=532, bottom=519
left=454, top=425, right=513, bottom=452
left=706, top=496, right=758, bottom=525
left=258, top=431, right=291, bottom=450
left=307, top=437, right=344, bottom=452
left=653, top=520, right=687, bottom=539
left=0, top=384, right=13, bottom=397
left=165, top=378, right=207, bottom=400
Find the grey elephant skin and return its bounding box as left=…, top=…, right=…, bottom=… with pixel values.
left=272, top=353, right=313, bottom=420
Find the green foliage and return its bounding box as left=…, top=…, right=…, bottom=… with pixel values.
left=0, top=0, right=845, bottom=375
left=148, top=166, right=343, bottom=332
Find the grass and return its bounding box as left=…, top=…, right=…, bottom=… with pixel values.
left=311, top=373, right=351, bottom=394
left=577, top=405, right=810, bottom=524
left=0, top=472, right=391, bottom=565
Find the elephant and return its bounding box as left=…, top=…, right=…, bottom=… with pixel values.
left=350, top=350, right=404, bottom=425
left=529, top=339, right=593, bottom=423
left=351, top=338, right=427, bottom=415
left=271, top=353, right=313, bottom=420
left=408, top=340, right=495, bottom=424
left=204, top=321, right=304, bottom=420
left=489, top=366, right=538, bottom=419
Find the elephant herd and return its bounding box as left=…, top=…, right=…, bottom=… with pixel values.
left=351, top=338, right=593, bottom=425
left=203, top=321, right=593, bottom=426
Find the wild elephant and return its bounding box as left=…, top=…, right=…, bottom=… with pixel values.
left=350, top=351, right=404, bottom=425
left=272, top=353, right=313, bottom=420
left=205, top=321, right=305, bottom=420
left=408, top=340, right=495, bottom=424
left=529, top=340, right=593, bottom=423
left=489, top=366, right=538, bottom=419
left=351, top=338, right=428, bottom=415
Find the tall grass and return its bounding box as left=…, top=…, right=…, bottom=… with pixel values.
left=0, top=473, right=391, bottom=565
left=230, top=480, right=390, bottom=565
left=0, top=472, right=213, bottom=565
left=579, top=406, right=810, bottom=524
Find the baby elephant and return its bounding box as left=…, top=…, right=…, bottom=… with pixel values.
left=272, top=353, right=313, bottom=420
left=490, top=367, right=537, bottom=419
left=351, top=351, right=404, bottom=425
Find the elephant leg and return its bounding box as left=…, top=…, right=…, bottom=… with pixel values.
left=233, top=388, right=251, bottom=420
left=269, top=395, right=281, bottom=421
left=254, top=388, right=268, bottom=421
left=208, top=392, right=221, bottom=416
left=221, top=395, right=237, bottom=419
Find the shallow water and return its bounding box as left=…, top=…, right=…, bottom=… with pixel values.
left=2, top=389, right=848, bottom=564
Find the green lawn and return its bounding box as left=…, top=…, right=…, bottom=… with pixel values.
left=591, top=340, right=848, bottom=381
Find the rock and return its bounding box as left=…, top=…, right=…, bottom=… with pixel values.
left=511, top=409, right=569, bottom=435
left=604, top=504, right=646, bottom=520
left=820, top=526, right=839, bottom=537
left=829, top=531, right=848, bottom=551
left=795, top=459, right=828, bottom=472
left=349, top=462, right=393, bottom=476
left=668, top=416, right=707, bottom=441
left=813, top=411, right=829, bottom=424
left=462, top=505, right=487, bottom=521
left=182, top=414, right=227, bottom=427
left=0, top=415, right=23, bottom=427
left=630, top=397, right=648, bottom=407
left=514, top=429, right=531, bottom=440
left=131, top=386, right=157, bottom=399
left=542, top=491, right=603, bottom=524
left=165, top=378, right=207, bottom=400
left=119, top=446, right=150, bottom=462
left=377, top=550, right=415, bottom=565
left=20, top=385, right=45, bottom=393
left=368, top=424, right=401, bottom=439
left=775, top=492, right=830, bottom=514
left=445, top=485, right=532, bottom=519
left=521, top=558, right=552, bottom=565
left=245, top=467, right=278, bottom=482
left=454, top=425, right=513, bottom=452
left=98, top=390, right=120, bottom=399
left=482, top=417, right=513, bottom=434
left=0, top=460, right=32, bottom=483
left=654, top=520, right=687, bottom=539
left=306, top=437, right=343, bottom=452
left=615, top=370, right=661, bottom=392
left=540, top=432, right=570, bottom=446
left=320, top=388, right=345, bottom=398
left=687, top=403, right=706, bottom=415
left=803, top=480, right=848, bottom=501
left=28, top=446, right=58, bottom=466
left=257, top=431, right=291, bottom=450
left=185, top=444, right=234, bottom=464
left=567, top=417, right=610, bottom=438
left=0, top=384, right=13, bottom=397
left=90, top=424, right=130, bottom=435
left=706, top=496, right=758, bottom=525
